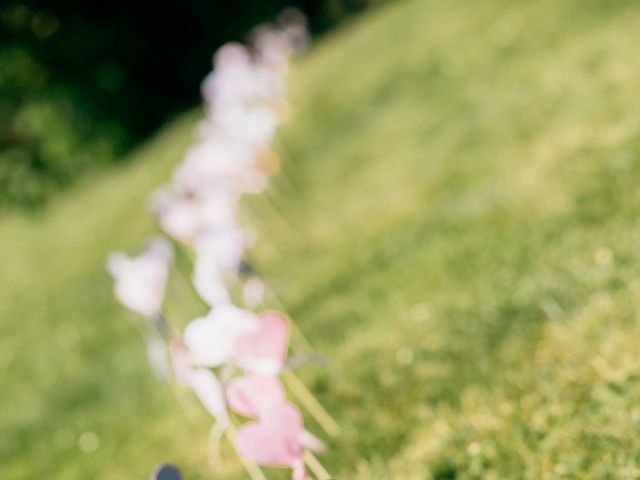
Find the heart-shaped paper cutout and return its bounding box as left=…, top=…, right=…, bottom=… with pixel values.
left=235, top=402, right=304, bottom=468
left=184, top=305, right=259, bottom=367
left=106, top=237, right=173, bottom=317
left=226, top=374, right=285, bottom=418
left=235, top=312, right=289, bottom=374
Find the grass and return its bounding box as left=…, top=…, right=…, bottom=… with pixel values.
left=3, top=0, right=640, bottom=477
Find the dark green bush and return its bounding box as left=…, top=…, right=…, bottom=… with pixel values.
left=0, top=44, right=125, bottom=210
left=0, top=0, right=374, bottom=211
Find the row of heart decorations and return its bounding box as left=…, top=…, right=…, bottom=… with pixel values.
left=107, top=9, right=337, bottom=480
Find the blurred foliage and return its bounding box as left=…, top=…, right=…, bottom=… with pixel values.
left=0, top=0, right=376, bottom=211
left=0, top=43, right=125, bottom=209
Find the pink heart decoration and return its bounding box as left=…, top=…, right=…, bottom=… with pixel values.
left=235, top=312, right=289, bottom=374
left=235, top=402, right=305, bottom=470
left=226, top=374, right=286, bottom=418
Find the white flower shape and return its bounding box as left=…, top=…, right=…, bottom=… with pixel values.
left=202, top=42, right=279, bottom=113
left=191, top=227, right=246, bottom=306
left=192, top=260, right=230, bottom=307
left=183, top=304, right=259, bottom=367
left=249, top=24, right=292, bottom=75
left=172, top=136, right=256, bottom=193
left=195, top=227, right=246, bottom=273
left=153, top=187, right=237, bottom=244
left=107, top=237, right=173, bottom=317
left=213, top=103, right=279, bottom=149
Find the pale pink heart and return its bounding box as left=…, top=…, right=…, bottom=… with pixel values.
left=184, top=305, right=259, bottom=367
left=235, top=402, right=304, bottom=468
left=106, top=237, right=173, bottom=317
left=226, top=374, right=285, bottom=417
left=157, top=197, right=200, bottom=244
left=234, top=312, right=289, bottom=374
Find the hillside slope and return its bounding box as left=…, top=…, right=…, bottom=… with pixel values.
left=3, top=0, right=640, bottom=478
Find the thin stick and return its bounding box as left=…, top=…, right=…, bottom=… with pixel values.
left=171, top=385, right=202, bottom=424
left=239, top=270, right=339, bottom=435
left=238, top=267, right=314, bottom=353
left=164, top=278, right=194, bottom=324
left=288, top=316, right=314, bottom=354
left=282, top=369, right=340, bottom=437
left=260, top=284, right=314, bottom=353
left=207, top=421, right=225, bottom=471
left=173, top=244, right=208, bottom=309
left=225, top=423, right=267, bottom=480
left=304, top=450, right=331, bottom=480
left=240, top=263, right=316, bottom=355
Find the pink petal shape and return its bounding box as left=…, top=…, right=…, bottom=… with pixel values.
left=235, top=312, right=289, bottom=374
left=189, top=367, right=228, bottom=422
left=184, top=305, right=259, bottom=367
left=169, top=340, right=228, bottom=423
left=106, top=237, right=173, bottom=317
left=226, top=374, right=285, bottom=417
left=299, top=429, right=325, bottom=453
left=235, top=402, right=304, bottom=468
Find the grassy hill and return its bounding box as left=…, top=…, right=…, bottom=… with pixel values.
left=3, top=0, right=640, bottom=478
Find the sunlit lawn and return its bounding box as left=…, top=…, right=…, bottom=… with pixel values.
left=3, top=0, right=640, bottom=478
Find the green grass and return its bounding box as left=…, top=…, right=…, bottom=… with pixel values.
left=4, top=0, right=640, bottom=477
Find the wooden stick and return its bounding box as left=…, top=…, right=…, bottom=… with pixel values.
left=259, top=283, right=314, bottom=353
left=282, top=369, right=340, bottom=437
left=206, top=421, right=225, bottom=471
left=288, top=315, right=314, bottom=354
left=304, top=450, right=331, bottom=480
